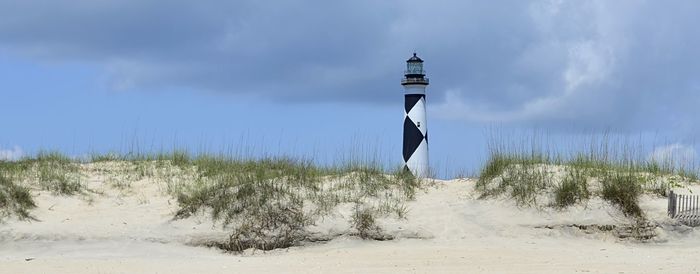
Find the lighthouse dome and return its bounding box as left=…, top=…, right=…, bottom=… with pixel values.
left=407, top=53, right=424, bottom=63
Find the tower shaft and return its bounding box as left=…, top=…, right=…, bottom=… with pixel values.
left=403, top=89, right=429, bottom=177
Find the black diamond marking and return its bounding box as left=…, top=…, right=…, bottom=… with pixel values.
left=403, top=116, right=424, bottom=162
left=404, top=94, right=424, bottom=114
left=424, top=132, right=428, bottom=143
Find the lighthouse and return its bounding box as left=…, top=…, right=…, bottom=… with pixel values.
left=401, top=53, right=429, bottom=178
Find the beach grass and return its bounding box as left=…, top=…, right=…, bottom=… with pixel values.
left=5, top=131, right=693, bottom=246
left=553, top=167, right=590, bottom=208
left=0, top=172, right=35, bottom=220
left=0, top=151, right=84, bottom=196
left=1, top=149, right=421, bottom=250
left=171, top=154, right=419, bottom=250
left=476, top=133, right=698, bottom=221
left=600, top=171, right=643, bottom=218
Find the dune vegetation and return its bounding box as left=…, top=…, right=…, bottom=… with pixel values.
left=0, top=150, right=420, bottom=251
left=474, top=133, right=698, bottom=236
left=2, top=132, right=698, bottom=248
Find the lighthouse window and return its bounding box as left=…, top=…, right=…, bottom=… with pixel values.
left=417, top=122, right=421, bottom=128
left=408, top=63, right=422, bottom=74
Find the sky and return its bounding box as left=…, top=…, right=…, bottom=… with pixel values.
left=1, top=0, right=699, bottom=177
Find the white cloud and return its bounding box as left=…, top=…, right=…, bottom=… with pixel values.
left=563, top=41, right=614, bottom=93
left=0, top=146, right=24, bottom=161
left=649, top=144, right=697, bottom=165
left=433, top=1, right=619, bottom=124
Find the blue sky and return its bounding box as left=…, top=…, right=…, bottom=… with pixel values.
left=1, top=1, right=699, bottom=177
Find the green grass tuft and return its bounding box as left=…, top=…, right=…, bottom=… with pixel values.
left=600, top=172, right=643, bottom=218
left=0, top=173, right=36, bottom=220
left=553, top=168, right=590, bottom=208
left=33, top=152, right=84, bottom=195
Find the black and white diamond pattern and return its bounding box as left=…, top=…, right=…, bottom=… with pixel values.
left=403, top=94, right=428, bottom=177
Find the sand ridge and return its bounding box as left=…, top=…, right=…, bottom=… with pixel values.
left=1, top=169, right=699, bottom=273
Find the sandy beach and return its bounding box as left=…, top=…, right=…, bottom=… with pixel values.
left=1, top=164, right=699, bottom=274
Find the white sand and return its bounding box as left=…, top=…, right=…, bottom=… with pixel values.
left=2, top=169, right=700, bottom=273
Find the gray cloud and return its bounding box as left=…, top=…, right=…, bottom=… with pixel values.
left=1, top=0, right=699, bottom=133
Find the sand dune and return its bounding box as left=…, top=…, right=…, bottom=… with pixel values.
left=1, top=168, right=699, bottom=273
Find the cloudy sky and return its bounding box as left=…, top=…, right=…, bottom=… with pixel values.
left=1, top=1, right=699, bottom=176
